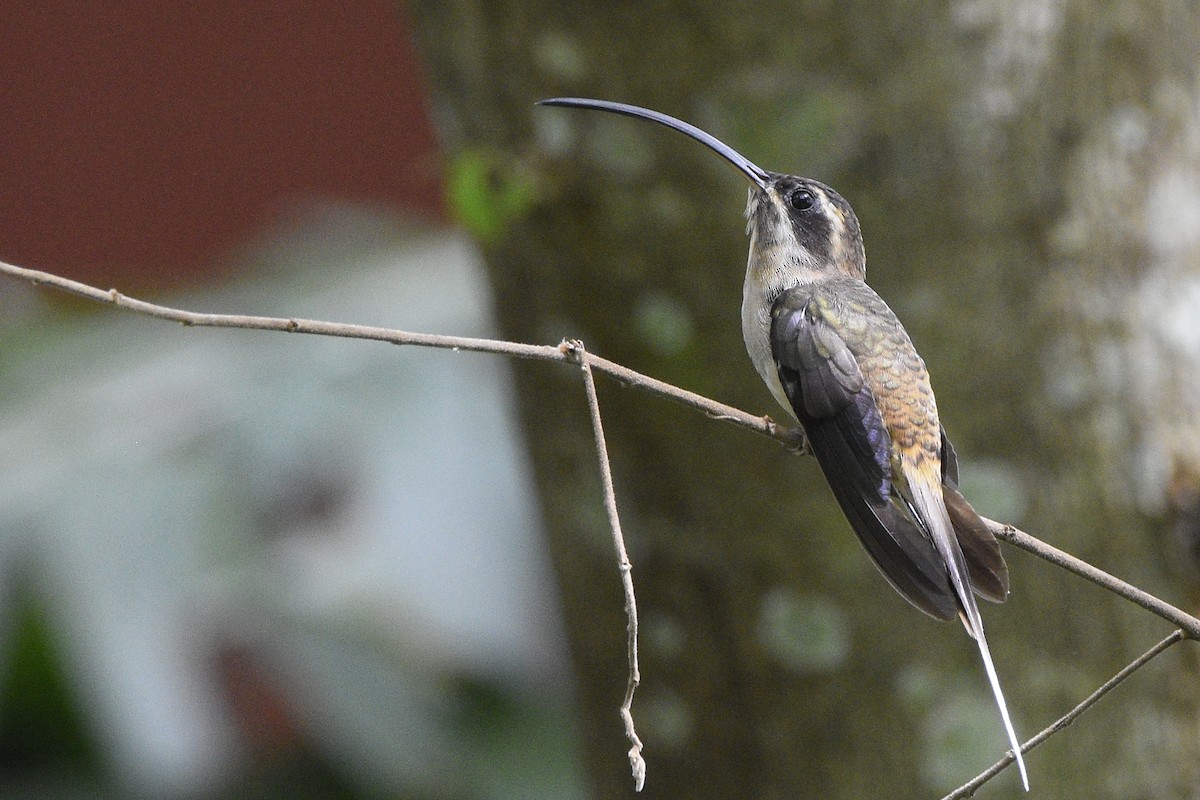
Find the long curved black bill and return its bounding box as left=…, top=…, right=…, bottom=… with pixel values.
left=538, top=97, right=769, bottom=189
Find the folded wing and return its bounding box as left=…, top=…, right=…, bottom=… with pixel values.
left=770, top=288, right=1009, bottom=616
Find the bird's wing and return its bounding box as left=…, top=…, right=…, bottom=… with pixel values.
left=940, top=429, right=1010, bottom=603
left=771, top=288, right=958, bottom=620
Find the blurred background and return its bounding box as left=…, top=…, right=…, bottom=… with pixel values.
left=1, top=2, right=1199, bottom=799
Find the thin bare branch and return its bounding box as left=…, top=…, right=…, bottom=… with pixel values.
left=7, top=257, right=1200, bottom=793
left=984, top=519, right=1200, bottom=639
left=0, top=259, right=803, bottom=451
left=565, top=339, right=646, bottom=791
left=942, top=630, right=1187, bottom=799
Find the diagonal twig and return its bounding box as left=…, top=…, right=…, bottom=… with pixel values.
left=942, top=630, right=1187, bottom=799
left=984, top=520, right=1200, bottom=638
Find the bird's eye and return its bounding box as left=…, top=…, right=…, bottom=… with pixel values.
left=789, top=188, right=816, bottom=211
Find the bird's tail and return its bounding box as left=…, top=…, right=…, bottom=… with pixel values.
left=964, top=603, right=1029, bottom=791
left=911, top=477, right=1030, bottom=791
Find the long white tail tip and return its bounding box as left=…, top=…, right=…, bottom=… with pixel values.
left=975, top=626, right=1030, bottom=791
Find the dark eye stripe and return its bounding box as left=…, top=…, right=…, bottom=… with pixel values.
left=784, top=189, right=833, bottom=261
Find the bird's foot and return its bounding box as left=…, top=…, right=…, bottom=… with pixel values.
left=764, top=415, right=810, bottom=455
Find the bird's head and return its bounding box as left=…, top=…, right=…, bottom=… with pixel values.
left=538, top=97, right=866, bottom=282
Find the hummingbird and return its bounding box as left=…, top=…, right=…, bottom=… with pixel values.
left=539, top=97, right=1029, bottom=789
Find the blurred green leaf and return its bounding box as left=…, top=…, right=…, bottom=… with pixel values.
left=0, top=589, right=99, bottom=780
left=446, top=149, right=537, bottom=242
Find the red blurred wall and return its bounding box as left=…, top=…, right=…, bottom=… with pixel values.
left=0, top=2, right=444, bottom=290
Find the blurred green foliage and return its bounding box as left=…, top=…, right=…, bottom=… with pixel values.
left=0, top=589, right=100, bottom=788
left=446, top=149, right=538, bottom=243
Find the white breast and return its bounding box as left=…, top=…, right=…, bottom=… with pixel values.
left=740, top=186, right=824, bottom=419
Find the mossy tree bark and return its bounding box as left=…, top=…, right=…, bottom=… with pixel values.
left=411, top=2, right=1200, bottom=797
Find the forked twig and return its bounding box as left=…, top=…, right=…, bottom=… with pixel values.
left=4, top=256, right=1199, bottom=796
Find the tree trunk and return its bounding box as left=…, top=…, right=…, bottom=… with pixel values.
left=410, top=2, right=1200, bottom=797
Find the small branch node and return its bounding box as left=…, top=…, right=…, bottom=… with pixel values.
left=559, top=337, right=585, bottom=363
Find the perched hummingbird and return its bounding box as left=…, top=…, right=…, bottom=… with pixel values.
left=540, top=97, right=1029, bottom=789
